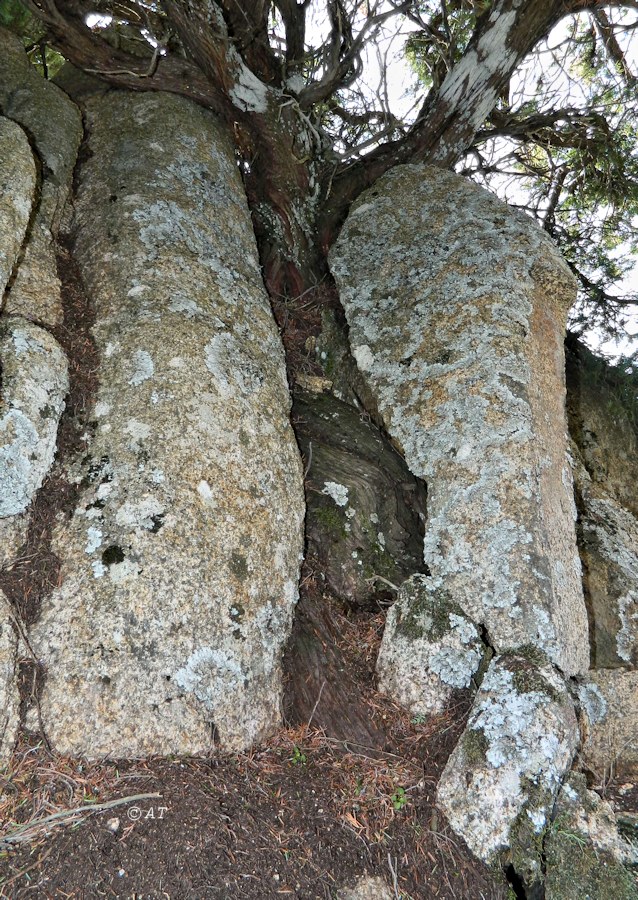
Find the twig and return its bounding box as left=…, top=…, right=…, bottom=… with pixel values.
left=365, top=575, right=400, bottom=592
left=387, top=852, right=401, bottom=899
left=303, top=440, right=313, bottom=478
left=0, top=792, right=162, bottom=847
left=306, top=679, right=326, bottom=731
left=1, top=593, right=51, bottom=751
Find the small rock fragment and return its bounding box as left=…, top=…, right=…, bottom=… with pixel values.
left=376, top=574, right=487, bottom=716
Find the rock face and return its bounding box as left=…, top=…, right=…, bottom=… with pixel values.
left=437, top=650, right=579, bottom=878
left=545, top=773, right=638, bottom=900
left=376, top=575, right=488, bottom=716
left=576, top=671, right=638, bottom=781
left=330, top=165, right=588, bottom=677
left=566, top=339, right=638, bottom=520
left=0, top=27, right=83, bottom=326
left=294, top=392, right=427, bottom=606
left=0, top=114, right=36, bottom=292
left=0, top=318, right=69, bottom=516
left=566, top=342, right=638, bottom=670
left=578, top=493, right=638, bottom=668
left=31, top=92, right=305, bottom=756
left=0, top=596, right=19, bottom=766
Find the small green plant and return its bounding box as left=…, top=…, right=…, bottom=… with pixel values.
left=411, top=714, right=427, bottom=725
left=391, top=787, right=407, bottom=811
left=290, top=746, right=307, bottom=766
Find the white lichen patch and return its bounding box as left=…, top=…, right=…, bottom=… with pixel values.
left=330, top=164, right=588, bottom=676
left=85, top=527, right=103, bottom=554
left=30, top=91, right=305, bottom=757
left=322, top=481, right=349, bottom=507
left=377, top=575, right=486, bottom=717
left=128, top=349, right=154, bottom=386
left=228, top=51, right=270, bottom=113
left=0, top=318, right=68, bottom=517
left=437, top=652, right=578, bottom=863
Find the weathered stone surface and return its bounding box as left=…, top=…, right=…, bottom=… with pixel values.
left=0, top=594, right=19, bottom=767
left=0, top=317, right=68, bottom=517
left=330, top=165, right=588, bottom=676
left=376, top=574, right=487, bottom=716
left=31, top=92, right=305, bottom=756
left=437, top=650, right=578, bottom=873
left=294, top=392, right=426, bottom=606
left=567, top=338, right=638, bottom=520
left=576, top=671, right=638, bottom=780
left=337, top=876, right=393, bottom=900
left=0, top=115, right=36, bottom=293
left=577, top=485, right=638, bottom=668
left=0, top=27, right=83, bottom=326
left=545, top=773, right=638, bottom=900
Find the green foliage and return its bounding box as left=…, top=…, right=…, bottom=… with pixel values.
left=391, top=787, right=408, bottom=811
left=408, top=5, right=638, bottom=345
left=290, top=746, right=307, bottom=766
left=0, top=0, right=65, bottom=77
left=0, top=0, right=44, bottom=43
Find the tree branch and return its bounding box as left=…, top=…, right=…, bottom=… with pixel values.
left=22, top=0, right=229, bottom=112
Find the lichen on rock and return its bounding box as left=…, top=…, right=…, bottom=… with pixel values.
left=0, top=317, right=69, bottom=517
left=0, top=114, right=36, bottom=293
left=376, top=574, right=487, bottom=716
left=544, top=773, right=638, bottom=900
left=329, top=164, right=589, bottom=676
left=437, top=651, right=579, bottom=871
left=576, top=670, right=638, bottom=782
left=30, top=92, right=305, bottom=756
left=0, top=27, right=83, bottom=327
left=0, top=595, right=19, bottom=767
left=294, top=392, right=426, bottom=606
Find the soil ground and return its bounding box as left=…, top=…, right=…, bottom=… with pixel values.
left=0, top=603, right=510, bottom=900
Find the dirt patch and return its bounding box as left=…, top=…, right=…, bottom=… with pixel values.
left=270, top=281, right=341, bottom=384
left=0, top=724, right=507, bottom=900
left=0, top=573, right=508, bottom=899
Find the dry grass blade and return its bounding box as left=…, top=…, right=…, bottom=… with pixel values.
left=0, top=792, right=162, bottom=848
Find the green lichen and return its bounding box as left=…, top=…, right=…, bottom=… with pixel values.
left=500, top=646, right=561, bottom=702
left=506, top=784, right=552, bottom=890
left=395, top=583, right=460, bottom=642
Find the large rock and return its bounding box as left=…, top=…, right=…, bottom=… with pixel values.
left=376, top=574, right=488, bottom=716
left=0, top=317, right=69, bottom=516
left=545, top=773, right=638, bottom=900
left=576, top=671, right=638, bottom=780
left=566, top=344, right=638, bottom=669
left=0, top=595, right=19, bottom=767
left=566, top=338, right=638, bottom=520
left=330, top=165, right=588, bottom=676
left=294, top=391, right=427, bottom=606
left=0, top=27, right=83, bottom=326
left=437, top=650, right=579, bottom=881
left=0, top=115, right=36, bottom=292
left=31, top=92, right=305, bottom=756
left=577, top=489, right=638, bottom=668
left=337, top=876, right=393, bottom=899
